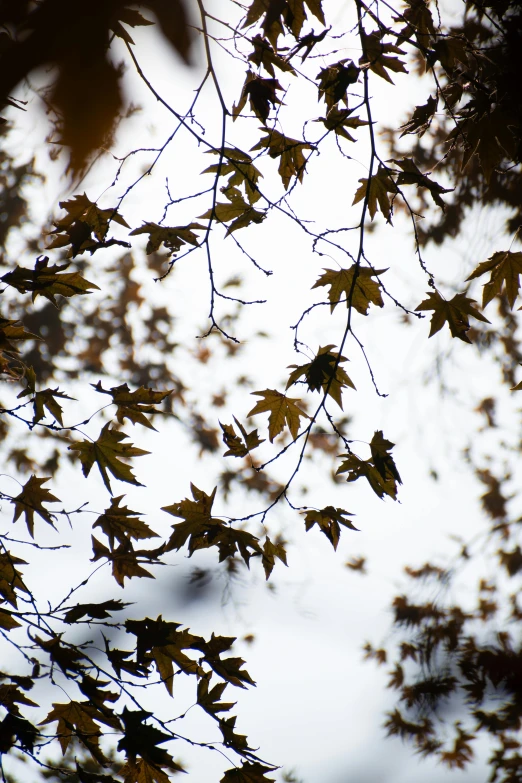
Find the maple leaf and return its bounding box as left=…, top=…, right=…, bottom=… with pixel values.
left=0, top=683, right=37, bottom=714
left=63, top=599, right=131, bottom=624
left=449, top=109, right=516, bottom=184
left=198, top=672, right=235, bottom=717
left=199, top=189, right=265, bottom=234
left=317, top=106, right=368, bottom=141
left=120, top=757, right=181, bottom=783
left=93, top=496, right=159, bottom=548
left=69, top=424, right=150, bottom=494
left=243, top=0, right=325, bottom=48
left=390, top=158, right=453, bottom=209
left=40, top=700, right=116, bottom=759
left=220, top=417, right=265, bottom=457
left=370, top=431, right=402, bottom=486
left=129, top=222, right=204, bottom=255
left=91, top=537, right=156, bottom=588
left=286, top=345, right=355, bottom=408
left=11, top=475, right=59, bottom=538
left=248, top=389, right=309, bottom=442
left=162, top=484, right=224, bottom=553
left=359, top=30, right=408, bottom=83
left=248, top=35, right=295, bottom=77
left=317, top=61, right=360, bottom=109
left=47, top=193, right=129, bottom=256
left=352, top=167, right=398, bottom=221
left=233, top=73, right=284, bottom=123
left=0, top=714, right=38, bottom=754
left=399, top=95, right=438, bottom=137
left=466, top=250, right=522, bottom=309
left=0, top=552, right=29, bottom=607
left=109, top=7, right=154, bottom=45
left=313, top=265, right=387, bottom=313
left=251, top=129, right=314, bottom=189
left=415, top=290, right=489, bottom=342
left=0, top=319, right=40, bottom=355
left=118, top=707, right=181, bottom=770
left=0, top=609, right=22, bottom=631
left=92, top=381, right=172, bottom=430
left=35, top=635, right=86, bottom=676
left=1, top=256, right=99, bottom=304
left=221, top=761, right=277, bottom=783
left=337, top=433, right=402, bottom=500
left=17, top=374, right=75, bottom=425
left=203, top=147, right=263, bottom=204
left=304, top=506, right=358, bottom=549
left=163, top=485, right=262, bottom=566
left=261, top=536, right=287, bottom=579
left=219, top=715, right=253, bottom=754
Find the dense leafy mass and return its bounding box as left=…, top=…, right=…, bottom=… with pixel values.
left=0, top=0, right=521, bottom=781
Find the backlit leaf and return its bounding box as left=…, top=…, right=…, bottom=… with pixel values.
left=11, top=475, right=59, bottom=538
left=69, top=424, right=150, bottom=494
left=313, top=266, right=387, bottom=313
left=248, top=389, right=309, bottom=442
left=466, top=250, right=522, bottom=309
left=415, top=291, right=489, bottom=341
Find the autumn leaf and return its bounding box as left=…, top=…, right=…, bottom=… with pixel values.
left=120, top=758, right=180, bottom=783
left=198, top=672, right=235, bottom=717
left=17, top=375, right=75, bottom=425
left=92, top=381, right=172, bottom=430
left=313, top=265, right=387, bottom=313
left=286, top=345, right=355, bottom=408
left=91, top=537, right=156, bottom=588
left=415, top=290, right=489, bottom=342
left=199, top=189, right=265, bottom=234
left=129, top=222, right=204, bottom=255
left=11, top=475, right=59, bottom=538
left=69, top=423, right=150, bottom=494
left=0, top=319, right=40, bottom=356
left=466, top=250, right=522, bottom=309
left=233, top=72, right=283, bottom=123
left=1, top=256, right=99, bottom=304
left=304, top=506, right=358, bottom=549
left=162, top=485, right=262, bottom=566
left=62, top=599, right=131, bottom=624
left=221, top=761, right=277, bottom=783
left=109, top=7, right=154, bottom=45
left=93, top=496, right=158, bottom=548
left=352, top=167, right=398, bottom=221
left=359, top=30, right=408, bottom=83
left=0, top=609, right=22, bottom=631
left=40, top=700, right=117, bottom=757
left=0, top=681, right=37, bottom=711
left=248, top=35, right=295, bottom=77
left=220, top=417, right=265, bottom=457
left=117, top=707, right=181, bottom=770
left=203, top=147, right=263, bottom=204
left=243, top=0, right=325, bottom=47
left=390, top=157, right=452, bottom=209
left=47, top=193, right=129, bottom=256
left=370, top=430, right=402, bottom=486
left=0, top=552, right=29, bottom=607
left=248, top=389, right=309, bottom=441
left=261, top=536, right=287, bottom=579
left=337, top=433, right=402, bottom=500
left=317, top=61, right=360, bottom=109
left=251, top=129, right=313, bottom=189
left=317, top=106, right=368, bottom=141
left=399, top=95, right=438, bottom=137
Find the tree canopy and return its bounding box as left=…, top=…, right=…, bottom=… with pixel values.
left=0, top=0, right=522, bottom=781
